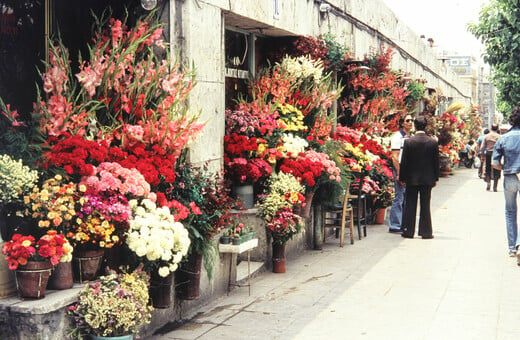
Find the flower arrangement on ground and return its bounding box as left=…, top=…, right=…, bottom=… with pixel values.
left=259, top=172, right=304, bottom=245
left=67, top=268, right=153, bottom=339
left=125, top=198, right=190, bottom=278
left=2, top=230, right=70, bottom=270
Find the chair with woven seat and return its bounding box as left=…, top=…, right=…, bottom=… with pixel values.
left=322, top=183, right=355, bottom=247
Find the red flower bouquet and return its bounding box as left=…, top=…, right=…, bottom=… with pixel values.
left=2, top=230, right=69, bottom=270
left=224, top=133, right=272, bottom=184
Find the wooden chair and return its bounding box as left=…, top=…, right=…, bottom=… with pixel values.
left=349, top=177, right=367, bottom=239
left=322, top=183, right=355, bottom=247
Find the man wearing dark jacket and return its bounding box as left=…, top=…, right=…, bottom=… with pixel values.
left=399, top=116, right=440, bottom=239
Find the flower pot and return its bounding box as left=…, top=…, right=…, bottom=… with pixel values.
left=176, top=252, right=203, bottom=300
left=232, top=237, right=241, bottom=245
left=48, top=261, right=73, bottom=290
left=220, top=236, right=231, bottom=244
left=374, top=208, right=386, bottom=224
left=272, top=242, right=286, bottom=273
left=14, top=260, right=52, bottom=299
left=90, top=334, right=133, bottom=340
left=73, top=248, right=105, bottom=283
left=232, top=184, right=254, bottom=209
left=149, top=272, right=174, bottom=309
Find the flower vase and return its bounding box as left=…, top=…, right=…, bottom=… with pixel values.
left=175, top=252, right=203, bottom=300
left=90, top=335, right=133, bottom=340
left=72, top=248, right=105, bottom=283
left=48, top=261, right=73, bottom=290
left=14, top=260, right=52, bottom=299
left=300, top=191, right=315, bottom=219
left=374, top=208, right=386, bottom=224
left=149, top=272, right=174, bottom=309
left=232, top=184, right=254, bottom=209
left=272, top=242, right=286, bottom=273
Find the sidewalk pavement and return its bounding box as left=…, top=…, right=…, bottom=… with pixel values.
left=150, top=168, right=520, bottom=340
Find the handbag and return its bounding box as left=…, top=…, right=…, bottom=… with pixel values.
left=473, top=156, right=481, bottom=168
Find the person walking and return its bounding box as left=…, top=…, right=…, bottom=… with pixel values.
left=481, top=124, right=501, bottom=191
left=399, top=116, right=439, bottom=239
left=491, top=107, right=520, bottom=259
left=388, top=114, right=413, bottom=233
left=476, top=128, right=489, bottom=178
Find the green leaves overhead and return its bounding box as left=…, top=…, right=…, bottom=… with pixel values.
left=468, top=0, right=520, bottom=111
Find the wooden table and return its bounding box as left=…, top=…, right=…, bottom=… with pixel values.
left=218, top=238, right=258, bottom=295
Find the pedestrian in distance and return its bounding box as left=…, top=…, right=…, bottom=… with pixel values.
left=491, top=107, right=520, bottom=260
left=481, top=124, right=501, bottom=191
left=476, top=128, right=489, bottom=178
left=388, top=114, right=414, bottom=233
left=399, top=116, right=439, bottom=239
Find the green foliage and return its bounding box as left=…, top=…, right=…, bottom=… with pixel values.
left=0, top=98, right=44, bottom=167
left=405, top=80, right=426, bottom=107
left=322, top=33, right=349, bottom=72
left=468, top=0, right=520, bottom=110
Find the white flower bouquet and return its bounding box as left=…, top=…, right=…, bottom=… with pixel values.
left=126, top=198, right=191, bottom=277
left=0, top=154, right=38, bottom=202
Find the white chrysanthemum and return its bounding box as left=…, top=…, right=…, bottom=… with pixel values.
left=281, top=133, right=308, bottom=158
left=158, top=266, right=170, bottom=278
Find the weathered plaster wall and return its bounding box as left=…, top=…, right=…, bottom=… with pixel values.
left=175, top=0, right=472, bottom=165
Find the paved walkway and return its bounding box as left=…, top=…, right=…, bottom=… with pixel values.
left=151, top=168, right=520, bottom=340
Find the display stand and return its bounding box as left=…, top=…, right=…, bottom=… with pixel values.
left=218, top=238, right=258, bottom=295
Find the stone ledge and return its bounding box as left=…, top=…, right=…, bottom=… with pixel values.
left=0, top=284, right=82, bottom=314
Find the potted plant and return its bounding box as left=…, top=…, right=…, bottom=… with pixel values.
left=166, top=162, right=236, bottom=300
left=2, top=230, right=69, bottom=298
left=220, top=229, right=231, bottom=244
left=258, top=172, right=304, bottom=273
left=67, top=269, right=153, bottom=339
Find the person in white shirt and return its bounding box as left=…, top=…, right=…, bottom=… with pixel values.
left=388, top=114, right=413, bottom=233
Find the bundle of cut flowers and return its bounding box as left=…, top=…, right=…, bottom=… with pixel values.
left=67, top=269, right=153, bottom=339
left=0, top=154, right=38, bottom=203
left=125, top=198, right=190, bottom=278
left=224, top=133, right=272, bottom=184
left=258, top=172, right=305, bottom=221
left=266, top=207, right=302, bottom=246
left=2, top=230, right=69, bottom=270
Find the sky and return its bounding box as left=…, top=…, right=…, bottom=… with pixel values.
left=382, top=0, right=490, bottom=58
